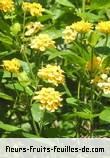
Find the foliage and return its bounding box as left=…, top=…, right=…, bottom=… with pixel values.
left=0, top=0, right=110, bottom=138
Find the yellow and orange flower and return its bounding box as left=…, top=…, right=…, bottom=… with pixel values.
left=62, top=26, right=77, bottom=44
left=0, top=0, right=14, bottom=12
left=38, top=64, right=65, bottom=86
left=22, top=2, right=44, bottom=16
left=33, top=87, right=63, bottom=112
left=30, top=34, right=55, bottom=52
left=96, top=21, right=110, bottom=34
left=2, top=58, right=21, bottom=73
left=25, top=22, right=44, bottom=36
left=71, top=21, right=93, bottom=33
left=86, top=56, right=102, bottom=72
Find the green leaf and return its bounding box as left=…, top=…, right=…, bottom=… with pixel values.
left=0, top=122, right=21, bottom=132
left=100, top=108, right=110, bottom=123
left=102, top=55, right=110, bottom=68
left=0, top=92, right=13, bottom=101
left=77, top=12, right=101, bottom=22
left=17, top=71, right=31, bottom=87
left=43, top=112, right=56, bottom=125
left=66, top=97, right=78, bottom=106
left=42, top=28, right=63, bottom=39
left=0, top=32, right=13, bottom=45
left=88, top=31, right=100, bottom=46
left=45, top=48, right=61, bottom=60
left=90, top=0, right=110, bottom=10
left=5, top=83, right=33, bottom=96
left=0, top=18, right=10, bottom=34
left=38, top=15, right=52, bottom=22
left=56, top=0, right=75, bottom=8
left=61, top=50, right=86, bottom=66
left=31, top=103, right=44, bottom=122
left=102, top=94, right=110, bottom=98
left=0, top=51, right=16, bottom=59
left=22, top=132, right=40, bottom=138
left=62, top=111, right=98, bottom=120
left=75, top=112, right=95, bottom=119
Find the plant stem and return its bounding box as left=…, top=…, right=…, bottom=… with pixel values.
left=63, top=83, right=72, bottom=97
left=77, top=80, right=81, bottom=100
left=105, top=34, right=109, bottom=46
left=11, top=73, right=19, bottom=96
left=90, top=47, right=94, bottom=137
left=21, top=13, right=35, bottom=81
left=23, top=85, right=39, bottom=136
left=82, top=0, right=86, bottom=14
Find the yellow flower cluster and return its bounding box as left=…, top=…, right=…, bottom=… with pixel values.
left=38, top=64, right=65, bottom=86
left=25, top=22, right=44, bottom=36
left=22, top=2, right=44, bottom=16
left=63, top=21, right=92, bottom=44
left=96, top=73, right=110, bottom=95
left=30, top=34, right=55, bottom=52
left=0, top=0, right=14, bottom=12
left=96, top=21, right=110, bottom=34
left=62, top=26, right=77, bottom=44
left=85, top=56, right=102, bottom=72
left=71, top=21, right=93, bottom=33
left=2, top=58, right=21, bottom=73
left=33, top=87, right=63, bottom=112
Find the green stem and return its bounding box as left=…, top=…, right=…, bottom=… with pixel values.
left=17, top=77, right=40, bottom=135
left=77, top=80, right=81, bottom=100
left=23, top=85, right=39, bottom=136
left=76, top=79, right=81, bottom=137
left=23, top=51, right=35, bottom=80
left=21, top=12, right=35, bottom=81
left=90, top=47, right=94, bottom=137
left=63, top=83, right=72, bottom=97
left=11, top=73, right=19, bottom=96
left=105, top=34, right=109, bottom=46
left=82, top=0, right=86, bottom=14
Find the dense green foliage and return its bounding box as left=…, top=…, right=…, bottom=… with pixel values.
left=0, top=0, right=110, bottom=138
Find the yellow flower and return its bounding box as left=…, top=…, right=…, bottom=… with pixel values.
left=22, top=2, right=44, bottom=16
left=30, top=34, right=55, bottom=52
left=25, top=22, right=44, bottom=36
left=38, top=64, right=65, bottom=86
left=97, top=81, right=110, bottom=95
left=0, top=0, right=14, bottom=12
left=2, top=58, right=21, bottom=73
left=86, top=56, right=102, bottom=72
left=62, top=26, right=77, bottom=44
left=33, top=87, right=63, bottom=112
left=71, top=21, right=93, bottom=33
left=92, top=70, right=110, bottom=95
left=96, top=21, right=110, bottom=34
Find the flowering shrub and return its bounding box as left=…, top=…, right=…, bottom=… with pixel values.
left=0, top=0, right=110, bottom=138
